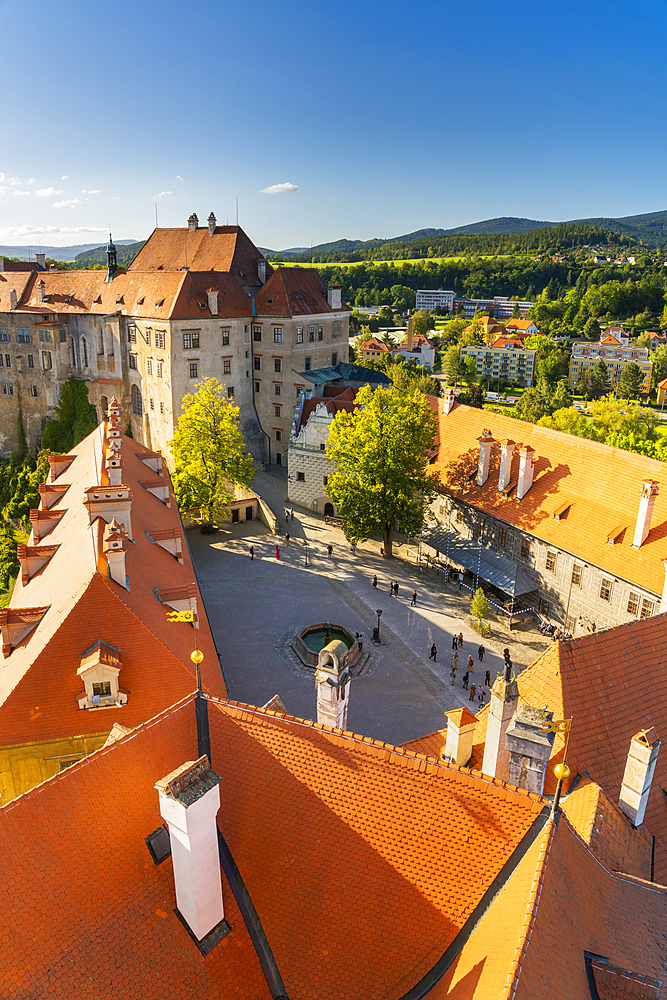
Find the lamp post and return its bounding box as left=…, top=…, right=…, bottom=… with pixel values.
left=375, top=609, right=383, bottom=643
left=303, top=539, right=309, bottom=567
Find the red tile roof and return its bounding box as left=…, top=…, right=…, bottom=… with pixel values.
left=127, top=224, right=270, bottom=288
left=434, top=402, right=667, bottom=596
left=358, top=337, right=391, bottom=352
left=255, top=266, right=348, bottom=316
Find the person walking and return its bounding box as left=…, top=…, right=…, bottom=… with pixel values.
left=478, top=685, right=485, bottom=706
left=458, top=632, right=463, bottom=648
left=485, top=668, right=491, bottom=688
left=411, top=590, right=417, bottom=606
left=372, top=574, right=378, bottom=589
left=452, top=650, right=459, bottom=668
left=249, top=545, right=254, bottom=560
left=452, top=634, right=458, bottom=650
left=458, top=570, right=464, bottom=590
left=503, top=647, right=511, bottom=666
left=429, top=643, right=437, bottom=662
left=394, top=582, right=399, bottom=598
left=478, top=644, right=485, bottom=662
left=389, top=580, right=394, bottom=595
left=469, top=682, right=477, bottom=702
left=450, top=665, right=457, bottom=685
left=290, top=507, right=294, bottom=520
left=275, top=545, right=281, bottom=560
left=462, top=671, right=469, bottom=690
left=285, top=532, right=290, bottom=547
left=467, top=654, right=474, bottom=672
left=327, top=544, right=333, bottom=559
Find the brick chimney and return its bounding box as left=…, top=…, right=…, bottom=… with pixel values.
left=632, top=480, right=659, bottom=548
left=187, top=212, right=199, bottom=232
left=618, top=729, right=660, bottom=827
left=444, top=707, right=477, bottom=766
left=516, top=446, right=535, bottom=500
left=406, top=313, right=414, bottom=352
left=315, top=639, right=350, bottom=730
left=505, top=705, right=555, bottom=795
left=477, top=430, right=494, bottom=487
left=498, top=439, right=515, bottom=492
left=481, top=665, right=519, bottom=780
left=156, top=756, right=226, bottom=943
left=442, top=386, right=456, bottom=415
left=327, top=284, right=342, bottom=309
left=207, top=290, right=218, bottom=316
left=103, top=518, right=129, bottom=588
left=207, top=212, right=216, bottom=236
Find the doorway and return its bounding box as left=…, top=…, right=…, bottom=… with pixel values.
left=276, top=453, right=282, bottom=465
left=246, top=506, right=253, bottom=521
left=232, top=509, right=239, bottom=523
left=324, top=502, right=334, bottom=517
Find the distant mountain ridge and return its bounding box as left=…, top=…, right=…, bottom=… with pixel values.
left=0, top=240, right=138, bottom=262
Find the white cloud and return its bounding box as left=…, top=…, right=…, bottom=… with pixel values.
left=27, top=178, right=34, bottom=185
left=0, top=225, right=107, bottom=240
left=35, top=187, right=55, bottom=197
left=13, top=190, right=30, bottom=197
left=152, top=190, right=173, bottom=200
left=81, top=189, right=100, bottom=195
left=61, top=175, right=69, bottom=180
left=52, top=198, right=82, bottom=208
left=175, top=175, right=184, bottom=181
left=8, top=178, right=21, bottom=186
left=0, top=173, right=5, bottom=182
left=259, top=182, right=299, bottom=194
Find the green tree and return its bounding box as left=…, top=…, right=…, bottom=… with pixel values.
left=589, top=360, right=611, bottom=399
left=169, top=377, right=255, bottom=526
left=618, top=362, right=645, bottom=399
left=325, top=383, right=437, bottom=557
left=41, top=378, right=98, bottom=453
left=537, top=352, right=568, bottom=386
left=651, top=344, right=667, bottom=388
left=378, top=306, right=394, bottom=326
left=584, top=317, right=601, bottom=341
left=470, top=588, right=490, bottom=631
left=577, top=369, right=592, bottom=398
left=412, top=309, right=431, bottom=338
left=459, top=318, right=485, bottom=346
left=457, top=383, right=485, bottom=408
left=551, top=380, right=573, bottom=410
left=444, top=347, right=469, bottom=385
left=514, top=383, right=554, bottom=423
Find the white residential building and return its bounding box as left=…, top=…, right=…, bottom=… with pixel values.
left=415, top=289, right=455, bottom=312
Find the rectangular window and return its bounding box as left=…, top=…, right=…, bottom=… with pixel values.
left=253, top=326, right=262, bottom=341
left=0, top=330, right=8, bottom=342
left=320, top=443, right=325, bottom=451
left=600, top=578, right=612, bottom=601
left=27, top=355, right=34, bottom=368
left=254, top=381, right=260, bottom=393
left=223, top=359, right=231, bottom=375
left=93, top=681, right=111, bottom=697
left=640, top=598, right=655, bottom=620
left=1, top=382, right=5, bottom=393
left=156, top=361, right=162, bottom=377
left=7, top=383, right=13, bottom=395
left=305, top=356, right=311, bottom=371
left=17, top=329, right=32, bottom=344
left=308, top=326, right=315, bottom=342
left=30, top=385, right=37, bottom=397
left=39, top=331, right=44, bottom=343
left=155, top=331, right=165, bottom=349
left=297, top=471, right=305, bottom=482
left=42, top=351, right=52, bottom=370
left=545, top=550, right=556, bottom=572
left=538, top=598, right=549, bottom=615
left=227, top=386, right=234, bottom=398
left=323, top=475, right=328, bottom=486
left=189, top=363, right=198, bottom=379
left=0, top=356, right=4, bottom=368
left=145, top=330, right=151, bottom=346
left=295, top=384, right=304, bottom=394
left=296, top=327, right=304, bottom=344
left=128, top=327, right=137, bottom=344
left=129, top=354, right=137, bottom=370
left=521, top=539, right=530, bottom=559
left=147, top=359, right=153, bottom=375
left=275, top=430, right=282, bottom=442
left=160, top=401, right=165, bottom=414
left=222, top=329, right=230, bottom=346
left=274, top=358, right=281, bottom=373
left=4, top=355, right=10, bottom=369
left=317, top=325, right=324, bottom=341
left=274, top=383, right=281, bottom=395
left=627, top=591, right=639, bottom=616
left=254, top=357, right=261, bottom=370
left=274, top=405, right=281, bottom=416
left=498, top=526, right=506, bottom=549
left=332, top=352, right=338, bottom=366
left=183, top=331, right=199, bottom=349
left=572, top=564, right=582, bottom=586
left=149, top=397, right=154, bottom=410
left=274, top=328, right=283, bottom=343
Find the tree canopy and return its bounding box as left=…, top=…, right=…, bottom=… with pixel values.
left=325, top=383, right=437, bottom=557
left=169, top=377, right=255, bottom=525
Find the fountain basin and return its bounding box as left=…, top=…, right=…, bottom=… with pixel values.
left=294, top=623, right=356, bottom=668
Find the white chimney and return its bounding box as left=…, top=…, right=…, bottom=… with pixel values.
left=37, top=279, right=46, bottom=303
left=10, top=288, right=17, bottom=310
left=187, top=212, right=199, bottom=232
left=442, top=386, right=456, bottom=415
left=207, top=212, right=216, bottom=236
left=207, top=290, right=218, bottom=316
left=258, top=259, right=266, bottom=284
left=315, top=639, right=350, bottom=730
left=83, top=485, right=133, bottom=539
left=481, top=667, right=519, bottom=780
left=619, top=729, right=660, bottom=827
left=444, top=707, right=477, bottom=766
left=327, top=284, right=342, bottom=309
left=516, top=446, right=535, bottom=500
left=477, top=430, right=494, bottom=487
left=632, top=480, right=659, bottom=548
left=498, top=439, right=515, bottom=492
left=0, top=259, right=4, bottom=272
left=103, top=518, right=128, bottom=588
left=156, top=756, right=225, bottom=942
left=35, top=253, right=46, bottom=270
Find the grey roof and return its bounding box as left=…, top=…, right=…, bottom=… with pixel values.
left=300, top=361, right=393, bottom=386
left=423, top=528, right=536, bottom=597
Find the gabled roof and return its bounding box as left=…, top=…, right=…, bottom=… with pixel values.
left=490, top=336, right=528, bottom=349
left=127, top=224, right=270, bottom=288
left=254, top=266, right=348, bottom=316
left=358, top=336, right=391, bottom=351
left=434, top=402, right=667, bottom=596
left=296, top=391, right=361, bottom=432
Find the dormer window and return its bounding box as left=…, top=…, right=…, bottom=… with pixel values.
left=77, top=641, right=127, bottom=710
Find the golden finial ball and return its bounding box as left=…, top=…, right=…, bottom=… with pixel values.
left=554, top=761, right=571, bottom=782
left=190, top=649, right=204, bottom=665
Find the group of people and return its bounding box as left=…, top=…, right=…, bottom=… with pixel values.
left=372, top=575, right=418, bottom=607
left=539, top=621, right=572, bottom=641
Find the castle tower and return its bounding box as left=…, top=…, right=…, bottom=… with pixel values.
left=315, top=638, right=351, bottom=731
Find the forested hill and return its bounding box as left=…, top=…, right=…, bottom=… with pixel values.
left=269, top=224, right=637, bottom=263
left=73, top=241, right=146, bottom=268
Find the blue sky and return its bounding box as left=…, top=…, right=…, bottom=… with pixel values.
left=2, top=0, right=667, bottom=248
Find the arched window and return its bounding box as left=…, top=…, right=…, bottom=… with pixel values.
left=105, top=324, right=114, bottom=357
left=97, top=324, right=104, bottom=356
left=82, top=337, right=88, bottom=368
left=70, top=336, right=76, bottom=368
left=131, top=384, right=143, bottom=416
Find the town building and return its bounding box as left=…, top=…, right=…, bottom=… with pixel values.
left=415, top=288, right=455, bottom=312
left=504, top=317, right=539, bottom=338
left=568, top=333, right=652, bottom=396
left=427, top=392, right=667, bottom=635
left=460, top=336, right=537, bottom=387
left=647, top=332, right=667, bottom=350
left=657, top=377, right=667, bottom=407
left=391, top=328, right=436, bottom=369
left=454, top=296, right=535, bottom=319
left=357, top=335, right=391, bottom=361
left=0, top=215, right=350, bottom=465
left=0, top=399, right=225, bottom=805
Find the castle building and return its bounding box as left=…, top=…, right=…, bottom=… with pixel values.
left=0, top=215, right=350, bottom=465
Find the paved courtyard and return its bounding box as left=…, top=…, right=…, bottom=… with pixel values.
left=189, top=475, right=549, bottom=746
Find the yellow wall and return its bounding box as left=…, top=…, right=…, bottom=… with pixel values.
left=0, top=731, right=109, bottom=805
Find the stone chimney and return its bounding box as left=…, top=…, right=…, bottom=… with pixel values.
left=516, top=446, right=535, bottom=500
left=505, top=705, right=555, bottom=795
left=618, top=729, right=660, bottom=827
left=498, top=439, right=515, bottom=492
left=481, top=665, right=519, bottom=780
left=83, top=485, right=133, bottom=539
left=103, top=518, right=129, bottom=588
left=477, top=430, right=494, bottom=487
left=207, top=290, right=218, bottom=316
left=258, top=259, right=266, bottom=284
left=38, top=279, right=47, bottom=302
left=406, top=313, right=414, bottom=352
left=35, top=253, right=46, bottom=270
left=632, top=480, right=659, bottom=548
left=187, top=212, right=199, bottom=232
left=156, top=756, right=226, bottom=944
left=9, top=288, right=17, bottom=310
left=315, top=638, right=350, bottom=730
left=442, top=386, right=456, bottom=415
left=327, top=284, right=342, bottom=310
left=444, top=707, right=477, bottom=766
left=207, top=212, right=216, bottom=236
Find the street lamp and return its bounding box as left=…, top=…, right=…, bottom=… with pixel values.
left=303, top=539, right=309, bottom=567
left=375, top=609, right=383, bottom=643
